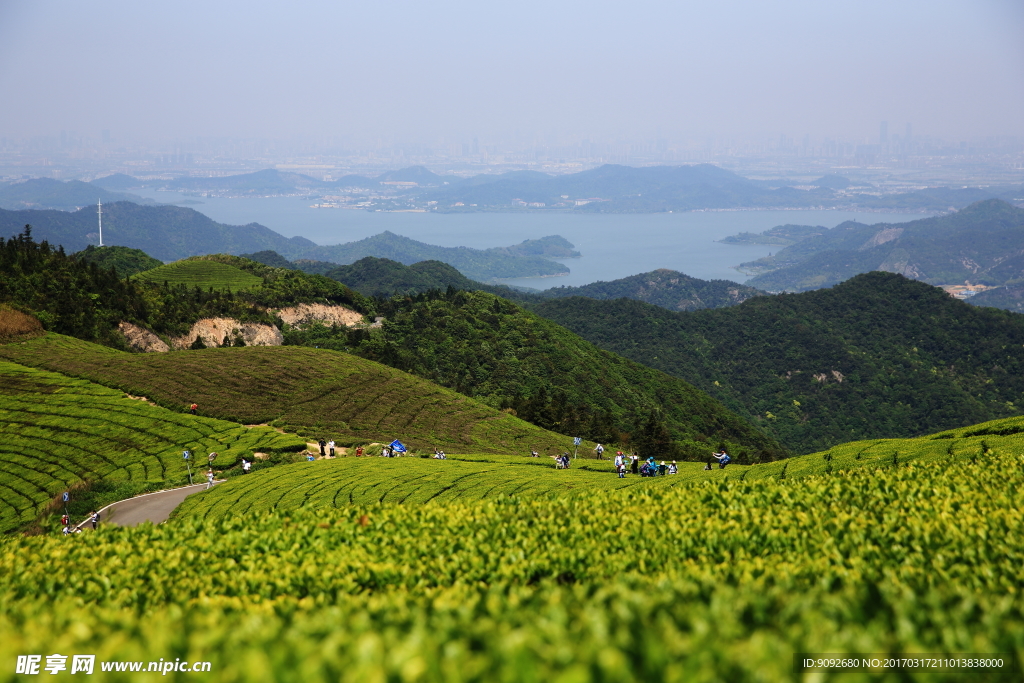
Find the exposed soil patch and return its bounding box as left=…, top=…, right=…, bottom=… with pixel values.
left=276, top=303, right=363, bottom=328
left=171, top=318, right=283, bottom=350
left=119, top=322, right=170, bottom=353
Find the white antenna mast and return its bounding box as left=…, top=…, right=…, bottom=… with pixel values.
left=97, top=199, right=103, bottom=246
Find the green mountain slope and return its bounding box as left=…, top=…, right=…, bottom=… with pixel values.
left=742, top=199, right=1024, bottom=292
left=0, top=334, right=591, bottom=458
left=534, top=271, right=1024, bottom=453
left=284, top=288, right=784, bottom=461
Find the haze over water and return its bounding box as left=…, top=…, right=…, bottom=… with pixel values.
left=135, top=189, right=922, bottom=287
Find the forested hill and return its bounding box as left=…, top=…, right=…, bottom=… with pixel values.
left=741, top=199, right=1024, bottom=294
left=535, top=269, right=765, bottom=311
left=534, top=271, right=1024, bottom=453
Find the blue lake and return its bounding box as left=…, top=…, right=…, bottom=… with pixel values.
left=135, top=189, right=926, bottom=289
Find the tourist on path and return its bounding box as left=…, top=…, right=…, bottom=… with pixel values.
left=318, top=439, right=326, bottom=457
left=90, top=511, right=99, bottom=529
left=328, top=440, right=336, bottom=457
left=206, top=470, right=215, bottom=489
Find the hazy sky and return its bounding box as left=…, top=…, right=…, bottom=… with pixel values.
left=1, top=0, right=1022, bottom=144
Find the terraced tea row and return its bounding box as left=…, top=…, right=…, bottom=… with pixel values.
left=0, top=334, right=580, bottom=454
left=741, top=413, right=1024, bottom=482
left=0, top=360, right=305, bottom=533
left=172, top=455, right=718, bottom=521
left=134, top=259, right=263, bottom=291
left=2, top=455, right=1022, bottom=681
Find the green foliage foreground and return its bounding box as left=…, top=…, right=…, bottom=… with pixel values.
left=1, top=453, right=1022, bottom=682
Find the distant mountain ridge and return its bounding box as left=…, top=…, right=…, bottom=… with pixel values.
left=0, top=203, right=573, bottom=280
left=84, top=165, right=1024, bottom=211
left=246, top=250, right=764, bottom=313
left=739, top=200, right=1024, bottom=298
left=0, top=178, right=154, bottom=210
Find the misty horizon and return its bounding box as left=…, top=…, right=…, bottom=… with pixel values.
left=2, top=0, right=1023, bottom=147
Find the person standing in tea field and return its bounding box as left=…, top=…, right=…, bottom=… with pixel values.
left=712, top=450, right=731, bottom=469
left=189, top=402, right=198, bottom=415
left=669, top=461, right=678, bottom=475
left=328, top=440, right=336, bottom=457
left=318, top=439, right=326, bottom=457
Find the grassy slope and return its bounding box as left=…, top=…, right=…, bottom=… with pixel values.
left=0, top=334, right=581, bottom=456
left=134, top=259, right=263, bottom=291
left=0, top=359, right=304, bottom=534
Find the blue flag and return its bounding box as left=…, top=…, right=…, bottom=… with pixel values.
left=389, top=439, right=407, bottom=453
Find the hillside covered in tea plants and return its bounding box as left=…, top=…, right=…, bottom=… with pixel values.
left=2, top=437, right=1021, bottom=681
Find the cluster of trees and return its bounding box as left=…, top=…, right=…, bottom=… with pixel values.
left=0, top=227, right=372, bottom=344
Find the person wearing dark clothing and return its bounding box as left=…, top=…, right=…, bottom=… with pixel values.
left=631, top=456, right=639, bottom=475
left=318, top=439, right=326, bottom=457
